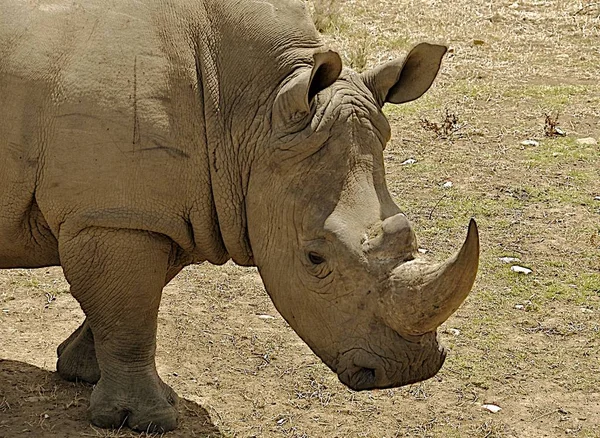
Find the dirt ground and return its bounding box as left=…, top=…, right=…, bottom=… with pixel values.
left=1, top=0, right=599, bottom=437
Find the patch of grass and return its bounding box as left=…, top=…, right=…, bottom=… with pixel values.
left=502, top=84, right=590, bottom=109
left=310, top=0, right=342, bottom=34
left=525, top=136, right=598, bottom=165
left=343, top=30, right=371, bottom=72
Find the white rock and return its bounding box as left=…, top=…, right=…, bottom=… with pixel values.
left=499, top=256, right=521, bottom=264
left=258, top=314, right=275, bottom=320
left=442, top=181, right=453, bottom=188
left=594, top=196, right=600, bottom=201
left=418, top=248, right=429, bottom=254
left=448, top=328, right=461, bottom=336
left=576, top=137, right=597, bottom=145
left=401, top=158, right=417, bottom=165
left=482, top=404, right=502, bottom=413
left=520, top=139, right=539, bottom=147
left=554, top=127, right=566, bottom=136
left=511, top=265, right=532, bottom=275
left=581, top=308, right=593, bottom=314
left=514, top=304, right=525, bottom=310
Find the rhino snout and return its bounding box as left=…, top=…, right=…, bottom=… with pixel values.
left=334, top=332, right=447, bottom=390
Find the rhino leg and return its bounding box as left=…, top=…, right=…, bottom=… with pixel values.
left=59, top=227, right=178, bottom=433
left=57, top=319, right=100, bottom=383
left=55, top=266, right=183, bottom=385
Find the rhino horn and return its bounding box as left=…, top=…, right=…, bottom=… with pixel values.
left=362, top=213, right=418, bottom=261
left=380, top=219, right=479, bottom=336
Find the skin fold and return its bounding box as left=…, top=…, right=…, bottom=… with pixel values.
left=0, top=0, right=478, bottom=432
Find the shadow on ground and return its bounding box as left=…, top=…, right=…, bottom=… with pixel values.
left=0, top=359, right=221, bottom=437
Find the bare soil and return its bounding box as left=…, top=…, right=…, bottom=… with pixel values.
left=1, top=0, right=599, bottom=437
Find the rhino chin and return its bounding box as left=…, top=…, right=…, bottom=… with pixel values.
left=335, top=333, right=447, bottom=391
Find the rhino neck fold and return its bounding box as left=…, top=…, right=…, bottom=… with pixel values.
left=191, top=0, right=325, bottom=266
left=193, top=31, right=254, bottom=266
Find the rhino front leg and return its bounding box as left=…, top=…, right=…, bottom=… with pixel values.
left=55, top=264, right=184, bottom=385
left=59, top=227, right=178, bottom=433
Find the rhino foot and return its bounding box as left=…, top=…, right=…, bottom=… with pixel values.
left=57, top=319, right=100, bottom=384
left=89, top=374, right=178, bottom=433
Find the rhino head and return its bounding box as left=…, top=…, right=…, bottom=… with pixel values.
left=246, top=43, right=479, bottom=390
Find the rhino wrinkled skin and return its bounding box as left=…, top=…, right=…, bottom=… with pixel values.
left=0, top=0, right=479, bottom=432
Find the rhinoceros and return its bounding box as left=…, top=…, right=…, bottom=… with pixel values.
left=0, top=0, right=479, bottom=432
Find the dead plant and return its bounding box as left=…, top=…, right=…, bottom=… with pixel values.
left=544, top=112, right=566, bottom=137
left=420, top=109, right=464, bottom=138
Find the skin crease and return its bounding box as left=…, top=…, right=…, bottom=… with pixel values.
left=0, top=0, right=475, bottom=432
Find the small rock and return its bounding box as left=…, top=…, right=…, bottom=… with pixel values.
left=515, top=304, right=525, bottom=310
left=473, top=39, right=485, bottom=46
left=442, top=181, right=453, bottom=188
left=581, top=308, right=593, bottom=314
left=173, top=372, right=179, bottom=377
left=482, top=403, right=502, bottom=413
left=418, top=248, right=429, bottom=254
left=577, top=137, right=598, bottom=145
left=554, top=127, right=566, bottom=136
left=511, top=265, right=532, bottom=275
left=448, top=328, right=461, bottom=336
left=401, top=158, right=417, bottom=165
left=276, top=418, right=286, bottom=426
left=258, top=314, right=275, bottom=320
left=499, top=256, right=521, bottom=264
left=594, top=196, right=600, bottom=201
left=521, top=139, right=539, bottom=147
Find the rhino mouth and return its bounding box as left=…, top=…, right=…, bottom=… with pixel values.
left=334, top=332, right=447, bottom=391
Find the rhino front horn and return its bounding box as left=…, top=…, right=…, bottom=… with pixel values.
left=380, top=219, right=480, bottom=336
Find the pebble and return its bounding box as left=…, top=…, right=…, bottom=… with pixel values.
left=521, top=139, right=539, bottom=147
left=511, top=265, right=532, bottom=275
left=499, top=256, right=521, bottom=264
left=482, top=404, right=502, bottom=413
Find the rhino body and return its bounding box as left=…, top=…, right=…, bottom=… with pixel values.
left=0, top=0, right=479, bottom=432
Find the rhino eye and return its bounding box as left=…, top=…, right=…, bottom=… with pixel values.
left=308, top=252, right=325, bottom=265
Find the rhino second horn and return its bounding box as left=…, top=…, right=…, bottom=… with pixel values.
left=380, top=219, right=480, bottom=336
left=363, top=213, right=418, bottom=261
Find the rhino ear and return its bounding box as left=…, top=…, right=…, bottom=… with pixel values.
left=273, top=50, right=342, bottom=128
left=361, top=43, right=447, bottom=107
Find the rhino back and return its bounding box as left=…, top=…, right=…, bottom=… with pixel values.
left=0, top=0, right=230, bottom=264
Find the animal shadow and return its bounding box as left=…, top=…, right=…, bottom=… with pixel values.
left=0, top=359, right=221, bottom=437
